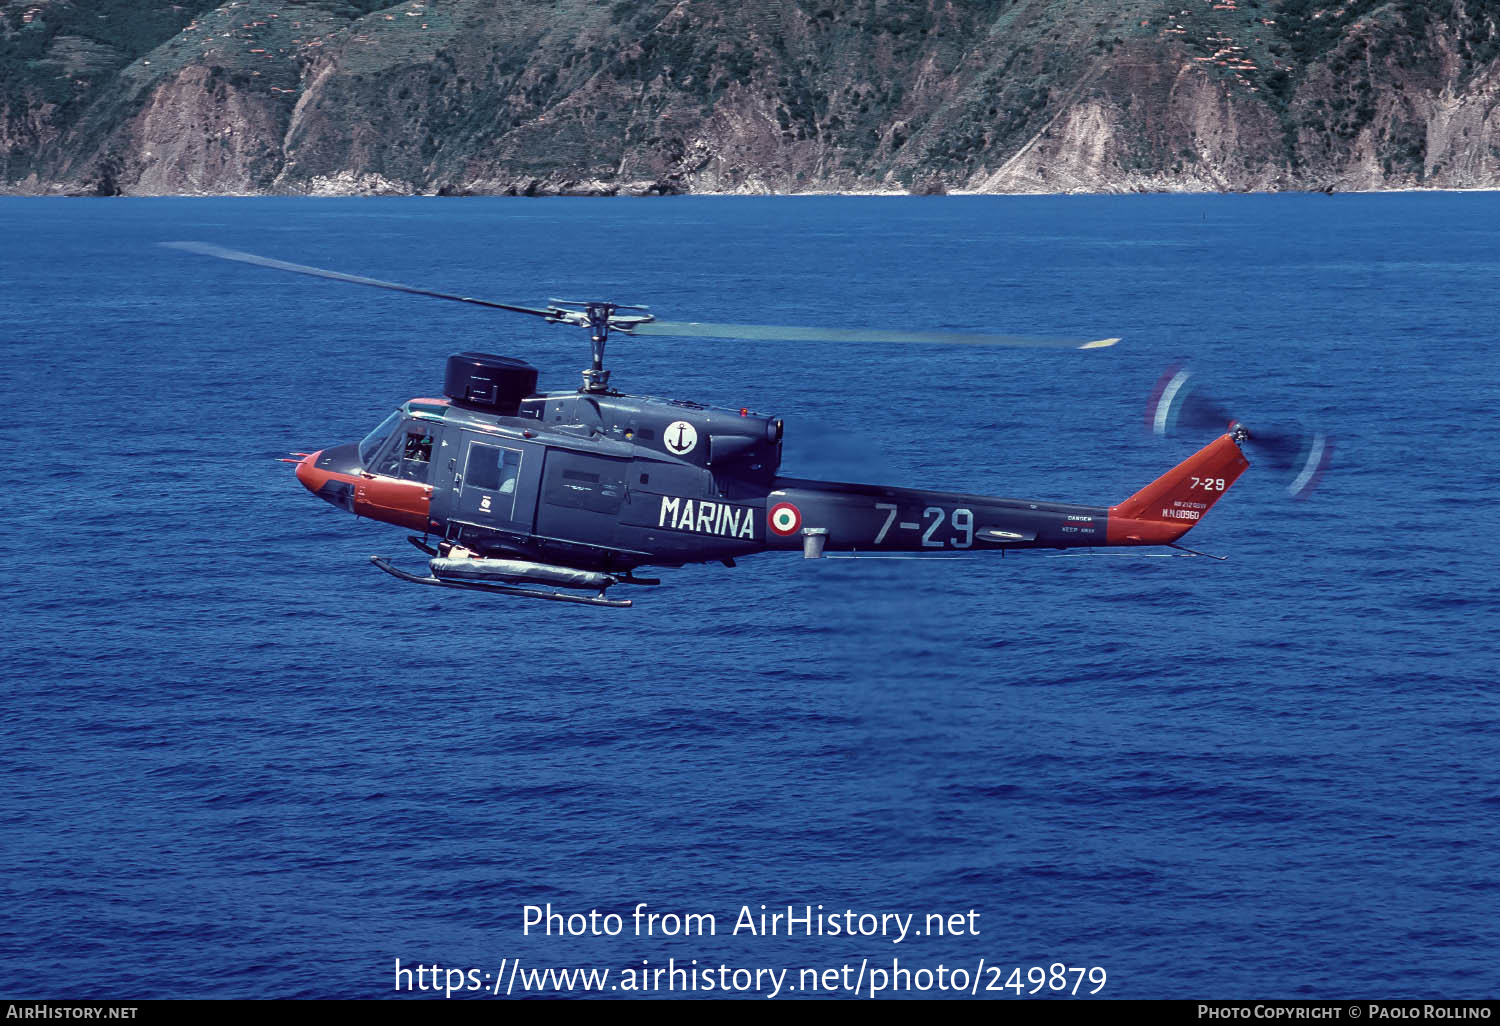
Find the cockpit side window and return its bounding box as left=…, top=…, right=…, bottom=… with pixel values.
left=357, top=411, right=402, bottom=468
left=404, top=432, right=432, bottom=463
left=399, top=429, right=434, bottom=482
left=373, top=434, right=404, bottom=477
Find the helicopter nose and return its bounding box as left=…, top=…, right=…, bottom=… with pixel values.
left=288, top=445, right=361, bottom=513
left=294, top=451, right=322, bottom=493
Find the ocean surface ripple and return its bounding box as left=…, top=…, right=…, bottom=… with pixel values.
left=2, top=194, right=1496, bottom=999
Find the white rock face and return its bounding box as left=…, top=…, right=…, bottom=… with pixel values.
left=5, top=0, right=1500, bottom=196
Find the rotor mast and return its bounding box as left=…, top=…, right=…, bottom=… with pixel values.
left=545, top=299, right=652, bottom=394
left=583, top=302, right=615, bottom=393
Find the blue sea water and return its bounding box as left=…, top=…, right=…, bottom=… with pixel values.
left=1, top=194, right=1497, bottom=1000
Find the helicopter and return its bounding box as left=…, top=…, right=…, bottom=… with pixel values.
left=165, top=241, right=1280, bottom=609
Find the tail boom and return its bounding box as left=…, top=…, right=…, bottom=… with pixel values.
left=757, top=434, right=1247, bottom=556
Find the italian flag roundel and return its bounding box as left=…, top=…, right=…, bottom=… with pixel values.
left=768, top=502, right=802, bottom=536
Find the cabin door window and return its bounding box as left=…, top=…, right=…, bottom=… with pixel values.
left=457, top=441, right=522, bottom=524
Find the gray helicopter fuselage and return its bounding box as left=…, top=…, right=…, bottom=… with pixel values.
left=306, top=391, right=784, bottom=571
left=298, top=387, right=1176, bottom=574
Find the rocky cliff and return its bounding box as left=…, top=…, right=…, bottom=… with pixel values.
left=4, top=0, right=1500, bottom=195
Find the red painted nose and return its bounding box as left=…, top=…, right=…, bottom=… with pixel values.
left=292, top=448, right=362, bottom=515
left=295, top=450, right=324, bottom=494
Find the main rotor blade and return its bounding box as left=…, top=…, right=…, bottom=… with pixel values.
left=161, top=241, right=557, bottom=319
left=629, top=320, right=1118, bottom=349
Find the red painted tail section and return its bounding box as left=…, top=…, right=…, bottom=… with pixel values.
left=1106, top=433, right=1249, bottom=545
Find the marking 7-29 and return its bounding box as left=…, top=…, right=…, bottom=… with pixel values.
left=874, top=502, right=975, bottom=548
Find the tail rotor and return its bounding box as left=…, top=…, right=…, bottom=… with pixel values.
left=1147, top=366, right=1333, bottom=500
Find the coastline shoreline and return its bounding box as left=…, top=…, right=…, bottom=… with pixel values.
left=4, top=184, right=1500, bottom=198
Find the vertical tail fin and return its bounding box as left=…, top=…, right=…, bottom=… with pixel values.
left=1106, top=433, right=1249, bottom=545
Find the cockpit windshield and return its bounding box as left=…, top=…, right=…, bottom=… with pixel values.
left=358, top=411, right=402, bottom=468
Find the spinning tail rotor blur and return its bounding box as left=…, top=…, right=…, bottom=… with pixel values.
left=1147, top=365, right=1333, bottom=500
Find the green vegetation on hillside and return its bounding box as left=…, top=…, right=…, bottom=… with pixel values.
left=4, top=0, right=1500, bottom=194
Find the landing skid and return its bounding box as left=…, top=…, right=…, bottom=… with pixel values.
left=404, top=535, right=659, bottom=584
left=370, top=556, right=632, bottom=608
